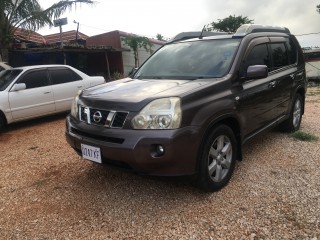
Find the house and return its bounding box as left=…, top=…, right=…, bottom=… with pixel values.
left=9, top=29, right=165, bottom=79
left=44, top=30, right=88, bottom=45
left=86, top=31, right=165, bottom=76
left=12, top=28, right=46, bottom=47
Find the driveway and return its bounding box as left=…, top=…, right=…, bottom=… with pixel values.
left=0, top=87, right=319, bottom=239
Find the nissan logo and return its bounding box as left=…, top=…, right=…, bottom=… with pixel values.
left=93, top=111, right=103, bottom=123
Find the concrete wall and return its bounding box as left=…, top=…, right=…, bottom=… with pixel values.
left=121, top=36, right=163, bottom=76
left=304, top=49, right=320, bottom=81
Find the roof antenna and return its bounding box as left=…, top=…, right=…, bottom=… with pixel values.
left=199, top=25, right=206, bottom=39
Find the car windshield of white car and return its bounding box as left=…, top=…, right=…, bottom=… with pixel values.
left=134, top=38, right=241, bottom=80
left=0, top=70, right=23, bottom=91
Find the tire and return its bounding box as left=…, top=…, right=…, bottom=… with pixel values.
left=197, top=125, right=237, bottom=192
left=280, top=94, right=303, bottom=133
left=0, top=114, right=6, bottom=132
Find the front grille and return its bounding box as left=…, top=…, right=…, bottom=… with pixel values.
left=71, top=127, right=125, bottom=144
left=113, top=112, right=128, bottom=128
left=79, top=106, right=128, bottom=128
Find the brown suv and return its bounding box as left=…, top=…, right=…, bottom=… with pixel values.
left=65, top=24, right=307, bottom=192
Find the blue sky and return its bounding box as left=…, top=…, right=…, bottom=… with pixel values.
left=38, top=0, right=320, bottom=48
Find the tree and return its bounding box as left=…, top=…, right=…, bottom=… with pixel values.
left=0, top=0, right=94, bottom=62
left=122, top=35, right=153, bottom=68
left=317, top=4, right=320, bottom=14
left=206, top=15, right=254, bottom=33
left=156, top=33, right=165, bottom=41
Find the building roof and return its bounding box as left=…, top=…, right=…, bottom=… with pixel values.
left=86, top=30, right=165, bottom=49
left=44, top=30, right=88, bottom=44
left=13, top=28, right=164, bottom=48
left=14, top=28, right=46, bottom=44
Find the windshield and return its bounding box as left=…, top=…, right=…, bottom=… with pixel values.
left=134, top=38, right=240, bottom=80
left=0, top=70, right=22, bottom=91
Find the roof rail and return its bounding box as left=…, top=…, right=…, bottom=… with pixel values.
left=234, top=24, right=290, bottom=37
left=169, top=31, right=228, bottom=42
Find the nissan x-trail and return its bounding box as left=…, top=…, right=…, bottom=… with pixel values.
left=65, top=24, right=307, bottom=191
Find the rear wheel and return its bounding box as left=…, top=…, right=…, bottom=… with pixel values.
left=198, top=125, right=237, bottom=192
left=280, top=94, right=303, bottom=132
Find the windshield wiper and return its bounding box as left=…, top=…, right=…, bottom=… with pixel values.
left=196, top=76, right=217, bottom=79
left=136, top=75, right=215, bottom=80
left=136, top=76, right=164, bottom=80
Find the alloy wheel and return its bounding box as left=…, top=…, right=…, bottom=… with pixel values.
left=207, top=135, right=233, bottom=182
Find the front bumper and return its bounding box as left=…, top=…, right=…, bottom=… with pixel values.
left=65, top=115, right=201, bottom=176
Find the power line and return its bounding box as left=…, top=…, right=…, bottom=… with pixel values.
left=295, top=32, right=320, bottom=36
left=79, top=23, right=167, bottom=40
left=75, top=22, right=320, bottom=41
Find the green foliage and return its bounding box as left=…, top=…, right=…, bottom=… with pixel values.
left=317, top=4, right=320, bottom=14
left=291, top=131, right=319, bottom=142
left=122, top=35, right=152, bottom=53
left=122, top=35, right=153, bottom=67
left=206, top=15, right=254, bottom=33
left=111, top=71, right=124, bottom=80
left=0, top=0, right=94, bottom=61
left=156, top=33, right=165, bottom=41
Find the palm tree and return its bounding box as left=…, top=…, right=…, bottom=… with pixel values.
left=0, top=0, right=94, bottom=62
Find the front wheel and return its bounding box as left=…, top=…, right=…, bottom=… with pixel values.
left=0, top=114, right=6, bottom=132
left=280, top=94, right=303, bottom=132
left=197, top=125, right=237, bottom=192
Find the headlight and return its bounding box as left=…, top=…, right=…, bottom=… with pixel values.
left=70, top=90, right=81, bottom=118
left=132, top=97, right=182, bottom=129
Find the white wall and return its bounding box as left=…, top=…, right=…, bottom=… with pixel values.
left=121, top=36, right=163, bottom=76
left=305, top=61, right=320, bottom=80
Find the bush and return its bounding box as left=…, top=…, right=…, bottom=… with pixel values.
left=111, top=72, right=124, bottom=80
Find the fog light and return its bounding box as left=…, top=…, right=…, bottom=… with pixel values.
left=151, top=144, right=165, bottom=158
left=156, top=145, right=164, bottom=155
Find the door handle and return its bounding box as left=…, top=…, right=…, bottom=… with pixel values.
left=44, top=91, right=51, bottom=94
left=77, top=86, right=83, bottom=88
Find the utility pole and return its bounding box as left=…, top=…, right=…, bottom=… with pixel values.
left=74, top=20, right=80, bottom=41
left=54, top=18, right=68, bottom=48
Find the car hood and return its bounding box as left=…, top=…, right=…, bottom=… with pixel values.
left=80, top=78, right=210, bottom=111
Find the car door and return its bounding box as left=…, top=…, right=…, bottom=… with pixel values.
left=268, top=37, right=298, bottom=116
left=8, top=68, right=55, bottom=120
left=236, top=41, right=284, bottom=137
left=49, top=67, right=85, bottom=112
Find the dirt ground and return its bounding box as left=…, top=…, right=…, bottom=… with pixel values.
left=0, top=87, right=319, bottom=239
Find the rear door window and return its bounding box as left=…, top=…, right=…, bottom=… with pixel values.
left=286, top=38, right=297, bottom=64
left=270, top=43, right=288, bottom=70
left=49, top=68, right=82, bottom=85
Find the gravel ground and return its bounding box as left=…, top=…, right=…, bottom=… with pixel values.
left=0, top=87, right=320, bottom=240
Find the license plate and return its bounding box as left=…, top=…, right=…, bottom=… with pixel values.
left=81, top=144, right=102, bottom=163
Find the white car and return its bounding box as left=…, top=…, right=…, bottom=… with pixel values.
left=0, top=64, right=105, bottom=130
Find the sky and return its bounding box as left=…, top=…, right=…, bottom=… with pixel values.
left=37, top=0, right=320, bottom=48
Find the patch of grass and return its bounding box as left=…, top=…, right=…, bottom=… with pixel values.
left=291, top=131, right=319, bottom=142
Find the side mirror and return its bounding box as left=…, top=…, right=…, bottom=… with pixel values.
left=11, top=83, right=26, bottom=91
left=246, top=65, right=268, bottom=79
